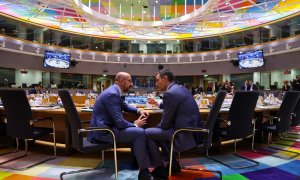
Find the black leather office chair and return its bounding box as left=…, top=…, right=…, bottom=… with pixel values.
left=210, top=91, right=260, bottom=169
left=254, top=91, right=300, bottom=159
left=168, top=91, right=226, bottom=178
left=0, top=89, right=56, bottom=170
left=291, top=94, right=300, bottom=128
left=58, top=90, right=118, bottom=180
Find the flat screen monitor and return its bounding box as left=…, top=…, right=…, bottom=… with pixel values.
left=237, top=49, right=264, bottom=69
left=125, top=96, right=147, bottom=105
left=43, top=50, right=71, bottom=69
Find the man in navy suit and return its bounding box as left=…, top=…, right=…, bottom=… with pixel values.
left=28, top=84, right=42, bottom=95
left=87, top=72, right=156, bottom=179
left=240, top=80, right=249, bottom=91
left=145, top=69, right=201, bottom=177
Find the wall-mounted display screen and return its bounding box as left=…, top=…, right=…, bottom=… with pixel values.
left=43, top=50, right=71, bottom=69
left=237, top=49, right=264, bottom=69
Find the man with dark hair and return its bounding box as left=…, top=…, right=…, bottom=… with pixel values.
left=28, top=84, right=42, bottom=94
left=145, top=68, right=201, bottom=178
left=291, top=75, right=300, bottom=91
left=88, top=72, right=159, bottom=180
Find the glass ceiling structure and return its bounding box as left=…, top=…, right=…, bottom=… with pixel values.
left=0, top=0, right=299, bottom=40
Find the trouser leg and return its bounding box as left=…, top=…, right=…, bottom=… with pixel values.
left=118, top=127, right=151, bottom=169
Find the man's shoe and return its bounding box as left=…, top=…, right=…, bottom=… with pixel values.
left=138, top=169, right=152, bottom=180
left=151, top=166, right=168, bottom=179
left=166, top=160, right=181, bottom=173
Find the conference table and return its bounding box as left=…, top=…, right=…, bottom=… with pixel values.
left=0, top=104, right=280, bottom=155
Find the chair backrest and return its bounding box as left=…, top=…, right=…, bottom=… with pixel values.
left=291, top=93, right=300, bottom=126
left=203, top=91, right=226, bottom=149
left=276, top=91, right=300, bottom=132
left=226, top=91, right=259, bottom=139
left=0, top=89, right=34, bottom=139
left=58, top=90, right=83, bottom=150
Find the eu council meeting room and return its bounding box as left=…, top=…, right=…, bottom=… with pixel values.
left=0, top=0, right=300, bottom=180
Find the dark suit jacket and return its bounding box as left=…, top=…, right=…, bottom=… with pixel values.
left=158, top=83, right=201, bottom=152
left=28, top=88, right=42, bottom=94
left=282, top=85, right=291, bottom=92
left=88, top=84, right=139, bottom=143
left=240, top=84, right=247, bottom=91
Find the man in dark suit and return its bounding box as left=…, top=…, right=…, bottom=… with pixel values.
left=87, top=72, right=155, bottom=179
left=240, top=80, right=249, bottom=91
left=28, top=84, right=42, bottom=95
left=145, top=69, right=201, bottom=177
left=248, top=80, right=257, bottom=91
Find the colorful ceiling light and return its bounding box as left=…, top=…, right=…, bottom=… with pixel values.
left=0, top=0, right=299, bottom=40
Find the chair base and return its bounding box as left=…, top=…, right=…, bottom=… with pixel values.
left=182, top=166, right=223, bottom=179
left=0, top=150, right=27, bottom=165
left=209, top=153, right=259, bottom=170
left=279, top=137, right=300, bottom=143
left=60, top=167, right=115, bottom=180
left=0, top=154, right=55, bottom=170
left=254, top=145, right=299, bottom=160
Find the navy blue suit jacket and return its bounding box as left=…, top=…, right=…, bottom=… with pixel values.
left=88, top=84, right=139, bottom=143
left=158, top=83, right=201, bottom=152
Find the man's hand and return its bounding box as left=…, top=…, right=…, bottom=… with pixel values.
left=139, top=109, right=149, bottom=118
left=147, top=97, right=159, bottom=107
left=134, top=114, right=147, bottom=127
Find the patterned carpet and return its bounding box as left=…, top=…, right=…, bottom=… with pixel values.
left=0, top=127, right=299, bottom=180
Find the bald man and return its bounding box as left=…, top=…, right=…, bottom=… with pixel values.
left=88, top=72, right=157, bottom=179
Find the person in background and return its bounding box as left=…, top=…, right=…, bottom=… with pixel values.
left=240, top=80, right=249, bottom=91
left=87, top=72, right=159, bottom=180
left=145, top=69, right=201, bottom=178
left=248, top=80, right=257, bottom=91
left=196, top=85, right=203, bottom=94
left=28, top=84, right=42, bottom=95
left=206, top=83, right=213, bottom=93
left=77, top=81, right=84, bottom=89
left=227, top=82, right=234, bottom=95
left=291, top=75, right=300, bottom=91
left=255, top=81, right=261, bottom=90
left=215, top=81, right=222, bottom=93
left=282, top=80, right=291, bottom=92
left=270, top=81, right=278, bottom=90
left=50, top=81, right=57, bottom=88
left=191, top=85, right=196, bottom=95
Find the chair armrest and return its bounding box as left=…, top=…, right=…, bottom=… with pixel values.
left=78, top=127, right=117, bottom=148
left=78, top=127, right=115, bottom=134
left=30, top=117, right=53, bottom=125
left=171, top=128, right=209, bottom=143
left=81, top=120, right=91, bottom=124
left=263, top=115, right=280, bottom=124
left=217, top=118, right=230, bottom=126
left=35, top=117, right=53, bottom=122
